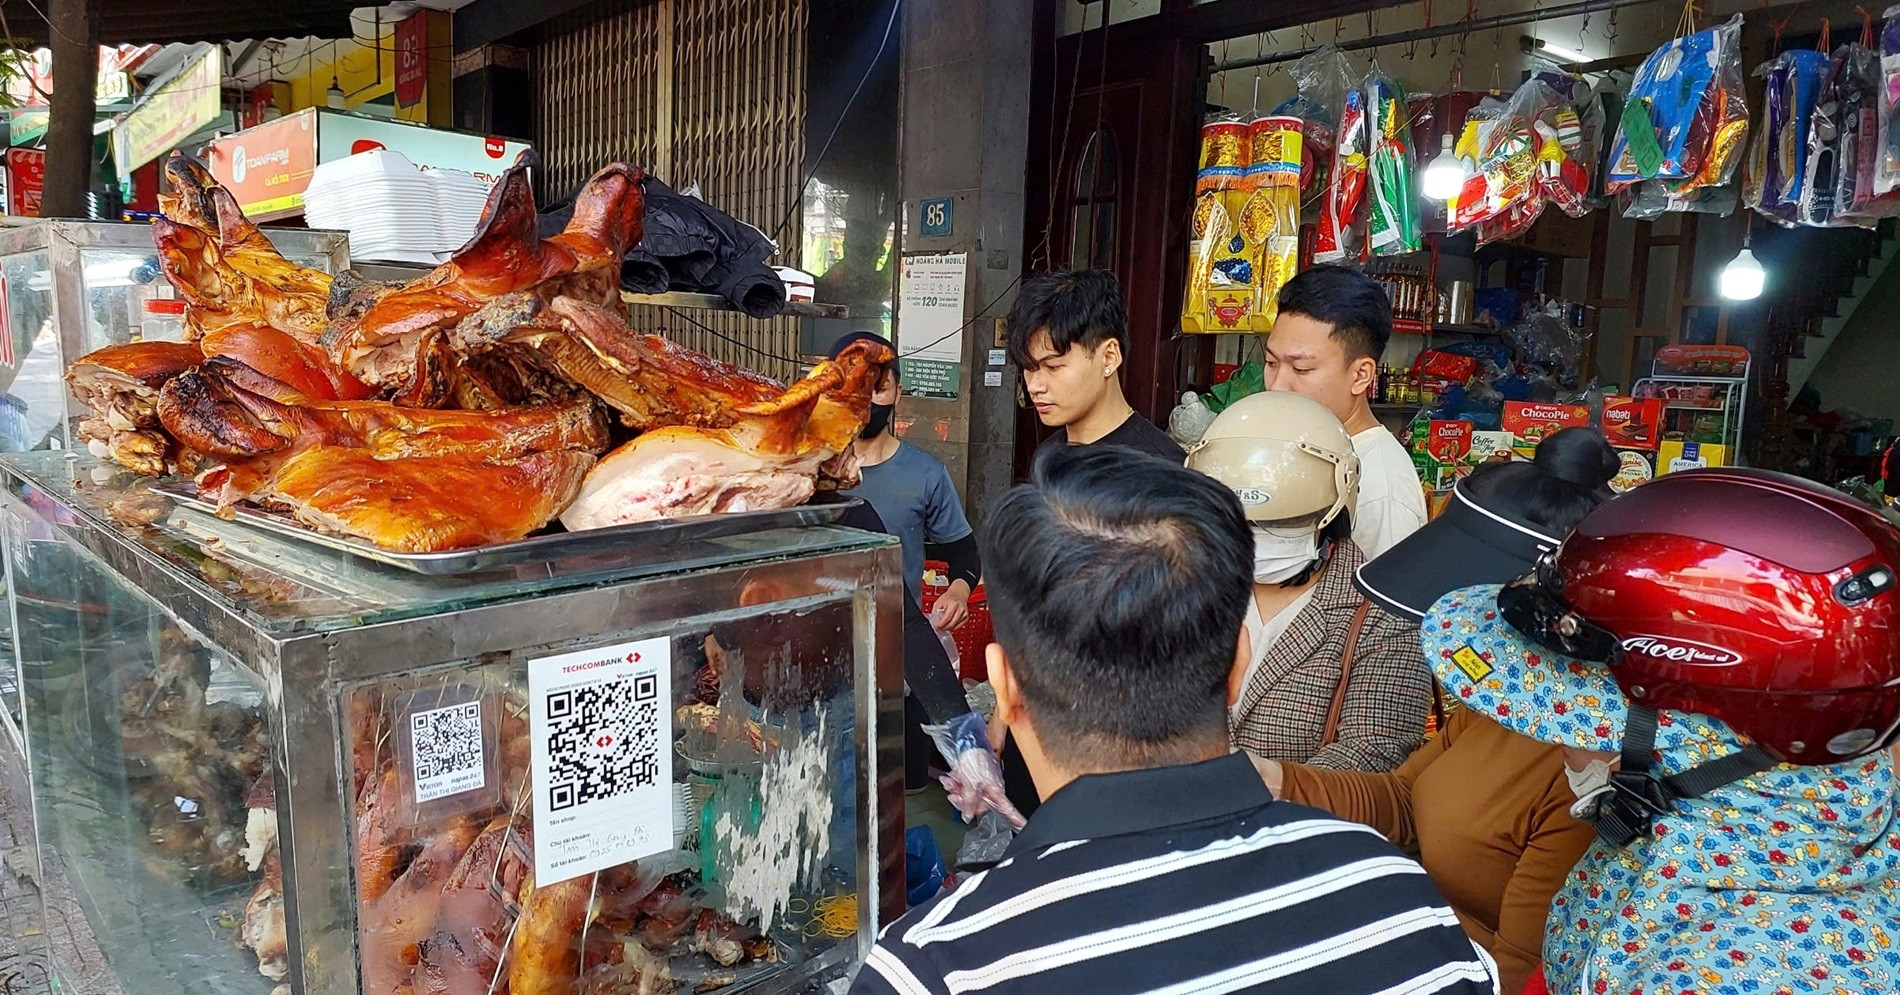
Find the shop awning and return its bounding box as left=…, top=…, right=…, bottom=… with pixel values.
left=5, top=0, right=364, bottom=46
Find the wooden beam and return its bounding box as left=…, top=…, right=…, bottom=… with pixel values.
left=1153, top=0, right=1393, bottom=43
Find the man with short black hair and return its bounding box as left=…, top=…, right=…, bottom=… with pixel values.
left=1009, top=269, right=1185, bottom=463
left=1267, top=264, right=1427, bottom=558
left=853, top=446, right=1499, bottom=995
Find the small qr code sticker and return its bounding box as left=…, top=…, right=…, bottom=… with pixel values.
left=529, top=637, right=673, bottom=886
left=543, top=673, right=661, bottom=810
left=410, top=700, right=486, bottom=803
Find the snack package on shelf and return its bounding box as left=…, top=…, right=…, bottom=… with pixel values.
left=1181, top=118, right=1256, bottom=332
left=1841, top=31, right=1900, bottom=218
left=1607, top=15, right=1750, bottom=199
left=1365, top=68, right=1422, bottom=257
left=1272, top=45, right=1356, bottom=213
left=1315, top=83, right=1370, bottom=263
left=1504, top=400, right=1592, bottom=458
left=1602, top=395, right=1664, bottom=451
left=1745, top=48, right=1831, bottom=225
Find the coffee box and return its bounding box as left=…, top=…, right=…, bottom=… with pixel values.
left=1601, top=396, right=1663, bottom=451
left=1503, top=401, right=1592, bottom=459
left=1469, top=431, right=1516, bottom=464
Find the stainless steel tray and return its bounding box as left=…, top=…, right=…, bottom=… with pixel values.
left=148, top=480, right=859, bottom=576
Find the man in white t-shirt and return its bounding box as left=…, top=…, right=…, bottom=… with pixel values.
left=1263, top=265, right=1426, bottom=559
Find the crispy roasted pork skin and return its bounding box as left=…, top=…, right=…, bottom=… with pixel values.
left=199, top=325, right=376, bottom=402
left=245, top=446, right=597, bottom=552
left=65, top=341, right=207, bottom=475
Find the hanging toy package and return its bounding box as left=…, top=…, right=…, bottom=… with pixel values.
left=1448, top=95, right=1510, bottom=231
left=1841, top=37, right=1900, bottom=219
left=1802, top=49, right=1851, bottom=226
left=1607, top=15, right=1750, bottom=196
left=1239, top=116, right=1306, bottom=327
left=1365, top=67, right=1422, bottom=257
left=1314, top=84, right=1369, bottom=263
left=1181, top=117, right=1255, bottom=333
left=1746, top=48, right=1831, bottom=225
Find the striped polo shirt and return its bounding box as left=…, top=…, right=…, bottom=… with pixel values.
left=853, top=753, right=1499, bottom=995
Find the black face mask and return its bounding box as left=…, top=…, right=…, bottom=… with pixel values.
left=860, top=402, right=894, bottom=440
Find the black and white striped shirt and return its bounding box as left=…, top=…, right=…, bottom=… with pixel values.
left=855, top=753, right=1498, bottom=995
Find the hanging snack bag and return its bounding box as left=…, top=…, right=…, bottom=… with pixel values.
left=1746, top=48, right=1830, bottom=224
left=1877, top=4, right=1900, bottom=193
left=1181, top=118, right=1255, bottom=333
left=1314, top=86, right=1369, bottom=263
left=1608, top=15, right=1748, bottom=193
left=1366, top=68, right=1422, bottom=257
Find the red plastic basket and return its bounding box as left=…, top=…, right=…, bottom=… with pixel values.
left=920, top=561, right=993, bottom=682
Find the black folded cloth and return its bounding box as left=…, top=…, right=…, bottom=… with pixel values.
left=538, top=174, right=787, bottom=317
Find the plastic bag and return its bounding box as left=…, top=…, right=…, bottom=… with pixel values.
left=954, top=811, right=1015, bottom=872
left=1181, top=118, right=1255, bottom=332
left=1366, top=67, right=1422, bottom=256
left=1746, top=48, right=1831, bottom=224
left=1314, top=84, right=1369, bottom=263
left=1579, top=80, right=1627, bottom=204
left=1608, top=15, right=1749, bottom=194
left=1273, top=44, right=1355, bottom=204
left=924, top=712, right=1025, bottom=829
left=1842, top=38, right=1900, bottom=218
left=905, top=826, right=948, bottom=907
left=1206, top=359, right=1266, bottom=411
left=1618, top=180, right=1739, bottom=219
left=1167, top=390, right=1219, bottom=446
left=1450, top=81, right=1588, bottom=241
left=1877, top=5, right=1900, bottom=193
left=1241, top=115, right=1306, bottom=323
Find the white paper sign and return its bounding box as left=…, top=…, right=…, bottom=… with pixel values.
left=897, top=253, right=968, bottom=365
left=529, top=637, right=674, bottom=886
left=983, top=371, right=1003, bottom=387
left=409, top=700, right=486, bottom=803
left=987, top=348, right=1006, bottom=367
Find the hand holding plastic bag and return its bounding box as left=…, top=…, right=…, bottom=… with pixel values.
left=924, top=712, right=1027, bottom=830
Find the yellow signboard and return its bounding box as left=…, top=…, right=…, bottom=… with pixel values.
left=112, top=46, right=222, bottom=174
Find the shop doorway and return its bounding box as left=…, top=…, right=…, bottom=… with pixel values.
left=1014, top=14, right=1201, bottom=478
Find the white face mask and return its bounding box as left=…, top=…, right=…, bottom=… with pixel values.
left=1252, top=526, right=1320, bottom=585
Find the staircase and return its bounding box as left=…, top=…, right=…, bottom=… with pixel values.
left=1781, top=221, right=1900, bottom=396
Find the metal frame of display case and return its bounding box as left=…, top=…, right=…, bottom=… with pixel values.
left=0, top=452, right=905, bottom=995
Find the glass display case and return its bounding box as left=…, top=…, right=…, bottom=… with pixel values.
left=0, top=450, right=905, bottom=995
left=0, top=221, right=349, bottom=453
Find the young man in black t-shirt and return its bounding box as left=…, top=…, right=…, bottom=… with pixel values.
left=1010, top=270, right=1185, bottom=465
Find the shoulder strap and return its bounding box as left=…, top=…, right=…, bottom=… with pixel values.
left=1321, top=599, right=1375, bottom=747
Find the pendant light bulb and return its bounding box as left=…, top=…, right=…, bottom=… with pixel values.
left=1720, top=236, right=1766, bottom=301
left=1420, top=133, right=1464, bottom=202
left=327, top=77, right=346, bottom=110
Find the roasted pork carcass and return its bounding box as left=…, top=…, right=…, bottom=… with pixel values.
left=66, top=342, right=206, bottom=475
left=360, top=817, right=484, bottom=995
left=322, top=161, right=644, bottom=396
left=237, top=445, right=598, bottom=552
left=415, top=816, right=532, bottom=995
left=553, top=333, right=896, bottom=528
left=510, top=874, right=596, bottom=995
left=200, top=325, right=376, bottom=402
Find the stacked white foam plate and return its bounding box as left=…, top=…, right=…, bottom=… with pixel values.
left=304, top=152, right=497, bottom=264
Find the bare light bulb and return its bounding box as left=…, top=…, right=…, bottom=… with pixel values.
left=1720, top=242, right=1765, bottom=301
left=1420, top=134, right=1464, bottom=202
left=327, top=78, right=346, bottom=110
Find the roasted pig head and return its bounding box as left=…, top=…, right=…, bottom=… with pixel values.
left=322, top=162, right=645, bottom=394
left=66, top=342, right=205, bottom=476
left=200, top=324, right=376, bottom=402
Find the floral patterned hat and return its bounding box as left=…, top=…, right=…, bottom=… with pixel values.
left=1425, top=584, right=1900, bottom=995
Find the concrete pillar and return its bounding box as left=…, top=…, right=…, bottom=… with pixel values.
left=896, top=0, right=1033, bottom=527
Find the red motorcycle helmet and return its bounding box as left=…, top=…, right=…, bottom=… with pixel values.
left=1503, top=467, right=1900, bottom=765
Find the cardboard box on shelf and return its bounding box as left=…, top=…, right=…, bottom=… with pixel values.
left=1659, top=440, right=1728, bottom=474
left=1503, top=401, right=1592, bottom=459
left=1602, top=396, right=1663, bottom=451
left=1469, top=431, right=1516, bottom=465
left=1412, top=419, right=1474, bottom=490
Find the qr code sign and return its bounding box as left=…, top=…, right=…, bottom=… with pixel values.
left=410, top=701, right=486, bottom=803
left=544, top=673, right=661, bottom=812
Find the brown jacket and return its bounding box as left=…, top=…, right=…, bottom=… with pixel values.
left=1276, top=703, right=1596, bottom=995
left=1229, top=539, right=1431, bottom=772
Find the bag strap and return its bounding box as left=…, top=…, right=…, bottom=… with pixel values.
left=1321, top=600, right=1374, bottom=747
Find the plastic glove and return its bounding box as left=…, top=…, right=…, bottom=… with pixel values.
left=923, top=712, right=1026, bottom=829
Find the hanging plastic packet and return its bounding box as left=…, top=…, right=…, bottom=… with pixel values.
left=1618, top=180, right=1740, bottom=219
left=1746, top=48, right=1831, bottom=224
left=1579, top=80, right=1627, bottom=205
left=1448, top=96, right=1510, bottom=231
left=1608, top=15, right=1748, bottom=193
left=1805, top=42, right=1877, bottom=227
left=1239, top=116, right=1305, bottom=326
left=1314, top=84, right=1369, bottom=263
left=1877, top=5, right=1900, bottom=193
left=1272, top=45, right=1355, bottom=211
left=1181, top=117, right=1254, bottom=332
left=1365, top=67, right=1421, bottom=257
left=1844, top=22, right=1900, bottom=218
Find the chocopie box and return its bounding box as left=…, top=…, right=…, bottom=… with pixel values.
left=1503, top=401, right=1592, bottom=459
left=1659, top=440, right=1728, bottom=475
left=1601, top=395, right=1663, bottom=451
left=1411, top=419, right=1474, bottom=490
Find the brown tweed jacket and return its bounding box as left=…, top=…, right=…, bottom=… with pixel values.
left=1230, top=539, right=1432, bottom=772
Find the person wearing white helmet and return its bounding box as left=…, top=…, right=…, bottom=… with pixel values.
left=1187, top=390, right=1433, bottom=772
